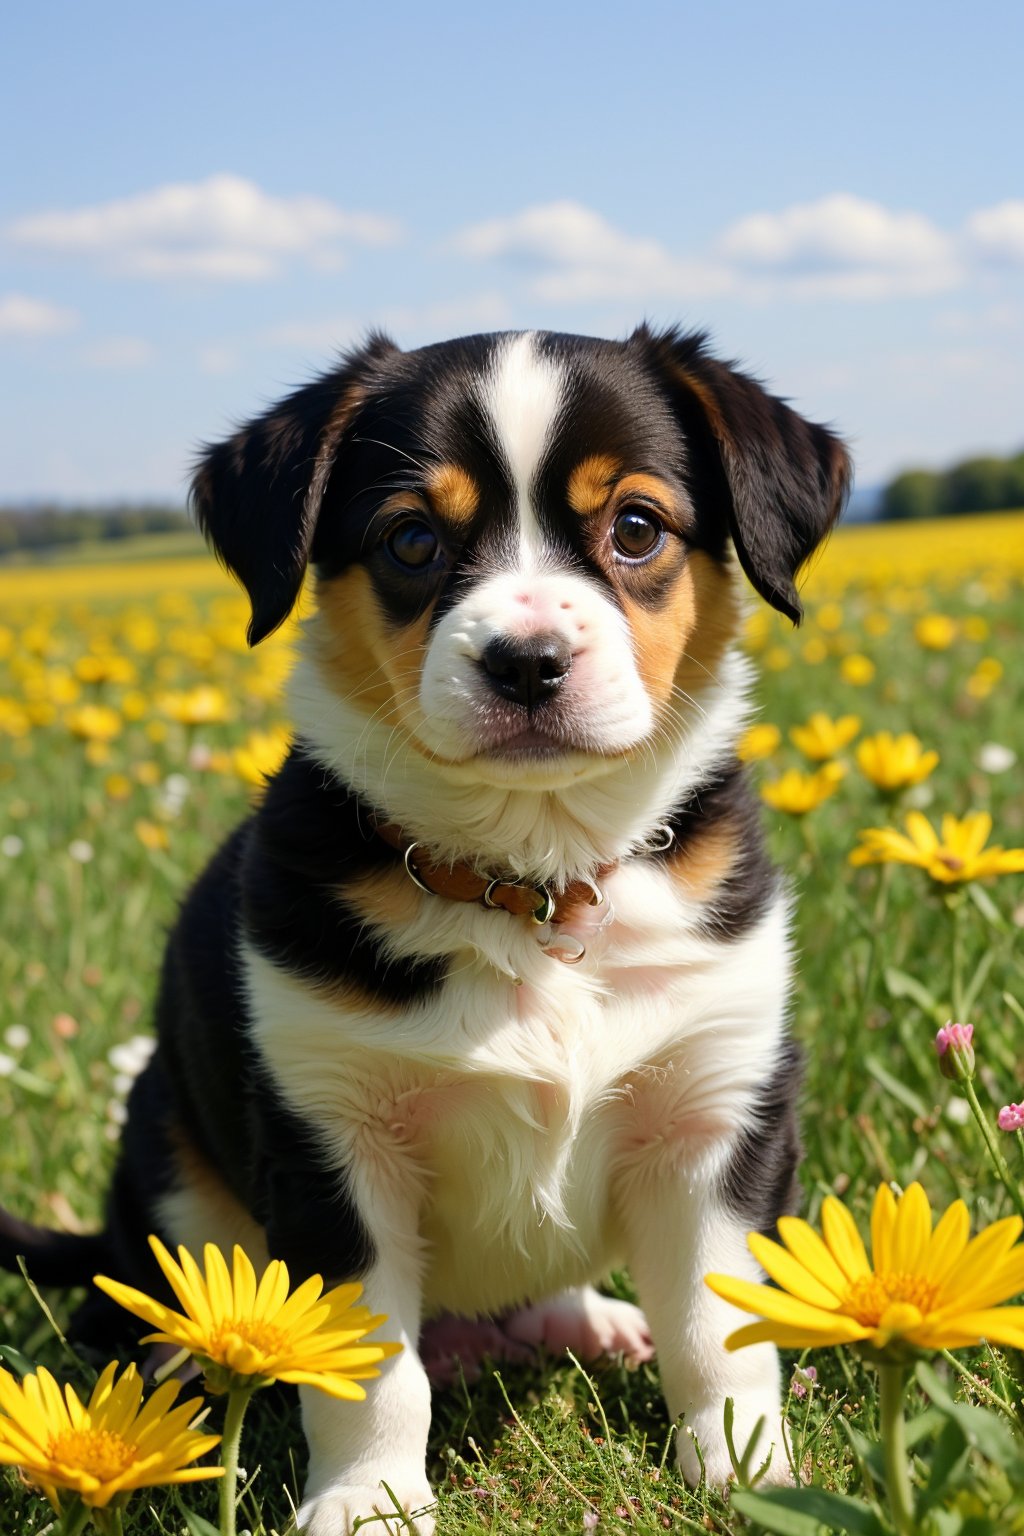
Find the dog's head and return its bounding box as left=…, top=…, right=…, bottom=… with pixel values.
left=193, top=327, right=849, bottom=798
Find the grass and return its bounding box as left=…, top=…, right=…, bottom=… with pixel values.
left=0, top=515, right=1023, bottom=1532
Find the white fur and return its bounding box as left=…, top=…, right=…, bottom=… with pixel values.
left=290, top=641, right=753, bottom=884
left=478, top=331, right=564, bottom=565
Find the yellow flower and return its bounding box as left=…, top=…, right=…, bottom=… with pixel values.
left=95, top=1237, right=401, bottom=1400
left=815, top=601, right=844, bottom=633
left=789, top=712, right=861, bottom=761
left=104, top=773, right=133, bottom=801
left=135, top=819, right=170, bottom=851
left=66, top=703, right=123, bottom=741
left=914, top=613, right=957, bottom=650
left=75, top=653, right=137, bottom=685
left=763, top=645, right=793, bottom=672
left=706, top=1182, right=1024, bottom=1356
left=855, top=731, right=939, bottom=792
left=737, top=723, right=781, bottom=763
left=850, top=811, right=1024, bottom=883
left=0, top=1361, right=221, bottom=1510
left=158, top=685, right=231, bottom=725
left=840, top=653, right=876, bottom=686
left=760, top=763, right=845, bottom=815
left=801, top=637, right=828, bottom=665
left=233, top=726, right=292, bottom=786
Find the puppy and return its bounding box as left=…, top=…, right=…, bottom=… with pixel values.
left=1, top=326, right=849, bottom=1533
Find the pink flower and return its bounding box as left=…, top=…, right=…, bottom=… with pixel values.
left=934, top=1022, right=975, bottom=1083
left=935, top=1022, right=974, bottom=1054
left=997, top=1103, right=1024, bottom=1132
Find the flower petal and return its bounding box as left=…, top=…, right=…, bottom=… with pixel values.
left=747, top=1233, right=844, bottom=1309
left=891, top=1183, right=932, bottom=1272
left=822, top=1196, right=871, bottom=1281
left=871, top=1184, right=898, bottom=1273
left=705, top=1273, right=849, bottom=1332
left=775, top=1217, right=853, bottom=1300
left=935, top=1216, right=1023, bottom=1309
left=924, top=1199, right=970, bottom=1286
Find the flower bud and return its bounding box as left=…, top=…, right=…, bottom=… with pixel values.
left=997, top=1102, right=1024, bottom=1132
left=935, top=1022, right=975, bottom=1082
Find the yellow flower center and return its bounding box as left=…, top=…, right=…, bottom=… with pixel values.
left=846, top=1271, right=937, bottom=1326
left=936, top=853, right=964, bottom=872
left=48, top=1427, right=137, bottom=1482
left=208, top=1317, right=286, bottom=1371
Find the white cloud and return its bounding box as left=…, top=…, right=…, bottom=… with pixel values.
left=455, top=193, right=999, bottom=303
left=264, top=291, right=516, bottom=351
left=964, top=200, right=1024, bottom=265
left=452, top=201, right=730, bottom=302
left=0, top=292, right=78, bottom=337
left=6, top=174, right=401, bottom=281
left=717, top=193, right=958, bottom=296
left=80, top=336, right=155, bottom=369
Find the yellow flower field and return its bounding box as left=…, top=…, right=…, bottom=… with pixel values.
left=0, top=509, right=1022, bottom=1534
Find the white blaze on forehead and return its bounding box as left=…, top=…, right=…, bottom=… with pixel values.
left=479, top=332, right=565, bottom=563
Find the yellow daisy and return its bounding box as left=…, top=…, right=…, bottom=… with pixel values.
left=95, top=1238, right=400, bottom=1399
left=789, top=712, right=861, bottom=761
left=855, top=731, right=939, bottom=792
left=760, top=762, right=845, bottom=816
left=737, top=723, right=782, bottom=762
left=0, top=1361, right=221, bottom=1510
left=850, top=811, right=1024, bottom=883
left=706, top=1182, right=1024, bottom=1356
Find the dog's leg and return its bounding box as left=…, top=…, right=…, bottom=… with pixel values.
left=618, top=1156, right=789, bottom=1490
left=297, top=1253, right=433, bottom=1535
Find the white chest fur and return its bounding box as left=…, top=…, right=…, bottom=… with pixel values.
left=241, top=859, right=792, bottom=1316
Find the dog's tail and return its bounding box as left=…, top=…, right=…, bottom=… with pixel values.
left=0, top=1207, right=114, bottom=1287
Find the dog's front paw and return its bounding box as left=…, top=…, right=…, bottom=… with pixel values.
left=298, top=1475, right=436, bottom=1534
left=677, top=1402, right=792, bottom=1490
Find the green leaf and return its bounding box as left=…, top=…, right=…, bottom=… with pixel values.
left=916, top=1361, right=1022, bottom=1470
left=181, top=1509, right=221, bottom=1536
left=883, top=966, right=943, bottom=1019
left=904, top=1405, right=948, bottom=1450
left=840, top=1419, right=886, bottom=1485
left=731, top=1486, right=888, bottom=1536
left=864, top=1053, right=932, bottom=1119
left=0, top=1344, right=37, bottom=1377
left=966, top=881, right=1007, bottom=932
left=919, top=1417, right=968, bottom=1510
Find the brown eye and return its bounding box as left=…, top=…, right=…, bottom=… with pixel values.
left=612, top=507, right=663, bottom=559
left=387, top=519, right=440, bottom=570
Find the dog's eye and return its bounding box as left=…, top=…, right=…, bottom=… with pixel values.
left=387, top=519, right=440, bottom=570
left=611, top=507, right=664, bottom=560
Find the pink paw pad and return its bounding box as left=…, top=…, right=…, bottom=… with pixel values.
left=504, top=1287, right=655, bottom=1365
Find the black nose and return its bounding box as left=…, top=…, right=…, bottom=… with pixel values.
left=481, top=634, right=573, bottom=710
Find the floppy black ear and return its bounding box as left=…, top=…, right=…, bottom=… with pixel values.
left=190, top=332, right=397, bottom=645
left=636, top=326, right=851, bottom=623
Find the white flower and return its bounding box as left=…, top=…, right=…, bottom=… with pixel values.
left=107, top=1035, right=156, bottom=1078
left=977, top=742, right=1017, bottom=775
left=905, top=783, right=935, bottom=809
left=945, top=1097, right=971, bottom=1125
left=0, top=1053, right=17, bottom=1078
left=68, top=839, right=95, bottom=863
left=3, top=1025, right=29, bottom=1051
left=1, top=835, right=24, bottom=858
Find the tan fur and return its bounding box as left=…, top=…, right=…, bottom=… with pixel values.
left=342, top=864, right=424, bottom=930
left=315, top=567, right=432, bottom=726
left=612, top=472, right=683, bottom=523
left=665, top=818, right=739, bottom=903
left=625, top=549, right=741, bottom=711
left=157, top=1126, right=270, bottom=1266
left=427, top=464, right=479, bottom=527
left=567, top=454, right=621, bottom=515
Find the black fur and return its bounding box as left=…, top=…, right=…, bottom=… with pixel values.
left=720, top=1037, right=804, bottom=1235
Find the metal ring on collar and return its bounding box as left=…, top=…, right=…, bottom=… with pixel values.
left=530, top=884, right=557, bottom=925
left=646, top=823, right=675, bottom=853
left=482, top=878, right=504, bottom=909
left=541, top=933, right=587, bottom=964
left=403, top=842, right=436, bottom=896
left=582, top=877, right=605, bottom=907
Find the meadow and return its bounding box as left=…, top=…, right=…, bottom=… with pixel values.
left=0, top=512, right=1022, bottom=1534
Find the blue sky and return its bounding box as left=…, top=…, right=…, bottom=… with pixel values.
left=3, top=0, right=1022, bottom=500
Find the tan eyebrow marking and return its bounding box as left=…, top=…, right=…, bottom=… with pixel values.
left=566, top=454, right=622, bottom=515
left=613, top=471, right=678, bottom=509
left=427, top=463, right=480, bottom=527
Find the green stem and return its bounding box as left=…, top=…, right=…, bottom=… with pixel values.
left=55, top=1497, right=93, bottom=1536
left=940, top=1347, right=1016, bottom=1416
left=860, top=863, right=892, bottom=1013
left=218, top=1385, right=256, bottom=1536
left=962, top=1077, right=1024, bottom=1221
left=877, top=1364, right=917, bottom=1536
left=950, top=898, right=966, bottom=1020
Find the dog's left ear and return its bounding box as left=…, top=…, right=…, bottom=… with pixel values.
left=636, top=326, right=851, bottom=624
left=191, top=332, right=397, bottom=645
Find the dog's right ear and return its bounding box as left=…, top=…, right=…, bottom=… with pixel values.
left=190, top=333, right=397, bottom=645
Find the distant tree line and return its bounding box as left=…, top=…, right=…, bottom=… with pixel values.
left=882, top=448, right=1024, bottom=521
left=0, top=503, right=189, bottom=555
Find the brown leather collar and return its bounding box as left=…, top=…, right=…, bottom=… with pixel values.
left=372, top=817, right=616, bottom=926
